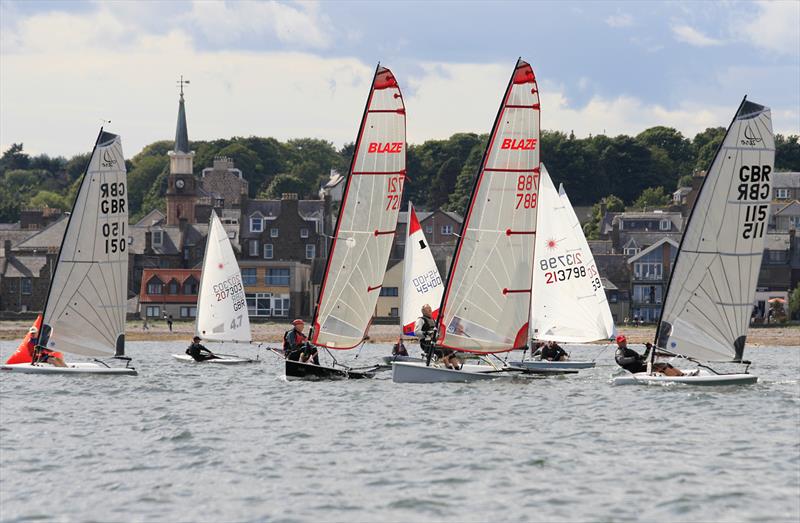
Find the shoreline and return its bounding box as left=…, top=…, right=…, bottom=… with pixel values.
left=0, top=320, right=797, bottom=347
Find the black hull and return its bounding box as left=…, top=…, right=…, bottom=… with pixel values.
left=285, top=360, right=375, bottom=380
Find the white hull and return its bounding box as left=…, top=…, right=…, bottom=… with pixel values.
left=381, top=355, right=425, bottom=365
left=171, top=354, right=257, bottom=365
left=392, top=361, right=516, bottom=383
left=612, top=369, right=757, bottom=386
left=0, top=362, right=137, bottom=376
left=509, top=360, right=595, bottom=370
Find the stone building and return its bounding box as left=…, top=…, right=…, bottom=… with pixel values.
left=201, top=156, right=248, bottom=209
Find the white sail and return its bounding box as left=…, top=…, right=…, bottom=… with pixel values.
left=438, top=59, right=540, bottom=353
left=400, top=203, right=443, bottom=335
left=312, top=66, right=406, bottom=349
left=41, top=131, right=128, bottom=358
left=656, top=99, right=775, bottom=362
left=195, top=211, right=251, bottom=343
left=530, top=165, right=615, bottom=342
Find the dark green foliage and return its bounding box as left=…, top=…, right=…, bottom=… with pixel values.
left=259, top=174, right=307, bottom=199
left=775, top=135, right=800, bottom=171
left=677, top=174, right=694, bottom=188
left=583, top=195, right=625, bottom=239
left=631, top=187, right=671, bottom=210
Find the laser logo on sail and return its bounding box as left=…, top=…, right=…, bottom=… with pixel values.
left=101, top=150, right=117, bottom=168
left=741, top=124, right=762, bottom=147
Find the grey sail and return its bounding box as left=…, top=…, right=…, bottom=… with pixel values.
left=656, top=99, right=775, bottom=362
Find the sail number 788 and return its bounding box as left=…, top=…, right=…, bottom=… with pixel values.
left=515, top=174, right=538, bottom=209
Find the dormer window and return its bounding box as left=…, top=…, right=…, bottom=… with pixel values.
left=146, top=277, right=163, bottom=295
left=168, top=279, right=179, bottom=294
left=776, top=188, right=789, bottom=199
left=250, top=216, right=263, bottom=233
left=152, top=230, right=163, bottom=247
left=659, top=219, right=670, bottom=231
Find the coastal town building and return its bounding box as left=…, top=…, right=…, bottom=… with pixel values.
left=138, top=268, right=201, bottom=319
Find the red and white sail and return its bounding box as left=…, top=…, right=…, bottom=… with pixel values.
left=437, top=59, right=540, bottom=353
left=312, top=65, right=406, bottom=349
left=400, top=203, right=443, bottom=335
left=530, top=165, right=614, bottom=342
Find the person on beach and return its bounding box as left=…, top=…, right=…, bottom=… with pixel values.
left=167, top=315, right=174, bottom=332
left=186, top=336, right=219, bottom=361
left=614, top=335, right=683, bottom=376
left=283, top=319, right=319, bottom=365
left=415, top=304, right=461, bottom=370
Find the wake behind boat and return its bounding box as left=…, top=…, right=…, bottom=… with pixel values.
left=1, top=130, right=136, bottom=376
left=612, top=98, right=774, bottom=386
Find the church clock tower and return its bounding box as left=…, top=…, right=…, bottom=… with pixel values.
left=166, top=76, right=197, bottom=225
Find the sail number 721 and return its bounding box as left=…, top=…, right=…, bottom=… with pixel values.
left=515, top=174, right=538, bottom=209
left=386, top=175, right=404, bottom=210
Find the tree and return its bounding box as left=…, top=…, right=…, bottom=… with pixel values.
left=776, top=134, right=800, bottom=171
left=28, top=190, right=68, bottom=210
left=677, top=174, right=694, bottom=188
left=787, top=285, right=800, bottom=320
left=0, top=143, right=30, bottom=172
left=259, top=174, right=307, bottom=199
left=636, top=126, right=694, bottom=177
left=445, top=139, right=486, bottom=213
left=583, top=195, right=625, bottom=239
left=0, top=184, right=21, bottom=222
left=128, top=156, right=168, bottom=218
left=632, top=186, right=670, bottom=210
left=692, top=127, right=726, bottom=171
left=428, top=157, right=461, bottom=210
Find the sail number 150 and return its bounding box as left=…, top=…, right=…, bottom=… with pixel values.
left=515, top=174, right=538, bottom=209
left=386, top=175, right=404, bottom=210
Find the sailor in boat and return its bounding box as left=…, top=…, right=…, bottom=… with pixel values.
left=283, top=319, right=320, bottom=365
left=614, top=335, right=683, bottom=376
left=415, top=304, right=461, bottom=370
left=186, top=336, right=221, bottom=362
left=540, top=341, right=569, bottom=362
left=391, top=339, right=408, bottom=357
left=32, top=344, right=67, bottom=368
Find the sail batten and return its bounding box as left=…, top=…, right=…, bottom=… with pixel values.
left=530, top=167, right=615, bottom=343
left=656, top=98, right=775, bottom=362
left=312, top=65, right=406, bottom=349
left=41, top=131, right=128, bottom=358
left=437, top=59, right=540, bottom=353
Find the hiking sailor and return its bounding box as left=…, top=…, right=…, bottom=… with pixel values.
left=540, top=341, right=569, bottom=361
left=614, top=334, right=684, bottom=376
left=283, top=319, right=319, bottom=365
left=186, top=336, right=220, bottom=362
left=414, top=304, right=461, bottom=370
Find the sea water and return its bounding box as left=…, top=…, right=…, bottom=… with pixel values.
left=1, top=342, right=798, bottom=523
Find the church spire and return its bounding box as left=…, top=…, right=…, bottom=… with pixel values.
left=174, top=75, right=190, bottom=154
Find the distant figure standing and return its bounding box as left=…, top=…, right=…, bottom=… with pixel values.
left=142, top=317, right=149, bottom=331
left=167, top=315, right=174, bottom=332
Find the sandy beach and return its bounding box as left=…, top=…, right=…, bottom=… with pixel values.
left=0, top=319, right=796, bottom=347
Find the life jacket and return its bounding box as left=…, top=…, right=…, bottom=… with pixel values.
left=419, top=315, right=436, bottom=334
left=283, top=329, right=307, bottom=352
left=5, top=315, right=64, bottom=364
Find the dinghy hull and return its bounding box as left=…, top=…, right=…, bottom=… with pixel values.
left=380, top=355, right=425, bottom=365
left=612, top=370, right=757, bottom=386
left=509, top=360, right=595, bottom=370
left=172, top=354, right=257, bottom=365
left=285, top=360, right=375, bottom=380
left=0, top=362, right=137, bottom=376
left=392, top=361, right=516, bottom=383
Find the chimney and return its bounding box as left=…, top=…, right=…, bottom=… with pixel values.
left=611, top=220, right=620, bottom=252
left=3, top=240, right=11, bottom=258
left=144, top=231, right=153, bottom=255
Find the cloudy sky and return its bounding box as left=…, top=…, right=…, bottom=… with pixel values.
left=1, top=0, right=798, bottom=158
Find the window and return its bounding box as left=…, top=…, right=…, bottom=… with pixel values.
left=301, top=228, right=309, bottom=238
left=145, top=305, right=161, bottom=318
left=776, top=188, right=789, bottom=199
left=152, top=230, right=163, bottom=247
left=21, top=278, right=32, bottom=295
left=379, top=287, right=399, bottom=297
left=390, top=307, right=399, bottom=317
left=168, top=279, right=179, bottom=294
left=273, top=296, right=290, bottom=317
left=247, top=293, right=272, bottom=317
left=634, top=262, right=663, bottom=280
left=790, top=216, right=800, bottom=229
left=624, top=247, right=640, bottom=256
left=263, top=244, right=274, bottom=259
left=249, top=240, right=259, bottom=257
left=266, top=268, right=290, bottom=286
left=767, top=250, right=787, bottom=263
left=241, top=268, right=257, bottom=285
left=250, top=216, right=263, bottom=233
left=180, top=306, right=197, bottom=318
left=228, top=231, right=236, bottom=239
left=441, top=224, right=453, bottom=235
left=183, top=276, right=198, bottom=295
left=146, top=277, right=163, bottom=295
left=183, top=247, right=190, bottom=260
left=270, top=227, right=279, bottom=238
left=305, top=244, right=315, bottom=260
left=633, top=285, right=663, bottom=304
left=659, top=219, right=670, bottom=231
left=425, top=225, right=433, bottom=234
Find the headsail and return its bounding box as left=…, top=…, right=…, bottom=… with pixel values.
left=40, top=131, right=128, bottom=357
left=400, top=203, right=443, bottom=335
left=437, top=58, right=540, bottom=353
left=530, top=165, right=615, bottom=342
left=656, top=99, right=775, bottom=362
left=196, top=211, right=251, bottom=343
left=312, top=65, right=406, bottom=349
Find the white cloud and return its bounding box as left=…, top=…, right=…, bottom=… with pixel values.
left=671, top=24, right=723, bottom=47
left=605, top=13, right=633, bottom=28
left=732, top=0, right=800, bottom=55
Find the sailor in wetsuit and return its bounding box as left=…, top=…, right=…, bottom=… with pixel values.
left=186, top=336, right=220, bottom=361
left=283, top=319, right=319, bottom=365
left=540, top=341, right=569, bottom=361
left=392, top=339, right=408, bottom=357
left=614, top=335, right=683, bottom=376
left=415, top=304, right=461, bottom=370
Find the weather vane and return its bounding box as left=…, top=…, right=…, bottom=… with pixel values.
left=177, top=75, right=191, bottom=97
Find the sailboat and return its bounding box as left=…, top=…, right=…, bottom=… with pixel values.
left=381, top=203, right=444, bottom=366
left=285, top=64, right=406, bottom=380
left=509, top=165, right=614, bottom=371
left=1, top=130, right=136, bottom=375
left=172, top=211, right=257, bottom=364
left=613, top=97, right=774, bottom=386
left=393, top=58, right=551, bottom=383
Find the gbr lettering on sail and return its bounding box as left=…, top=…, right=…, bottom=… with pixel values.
left=738, top=164, right=770, bottom=240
